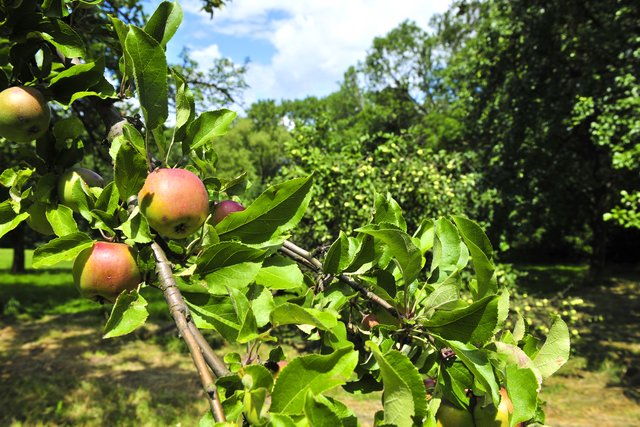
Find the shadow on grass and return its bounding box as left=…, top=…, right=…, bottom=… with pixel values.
left=0, top=268, right=215, bottom=426
left=0, top=311, right=215, bottom=426
left=0, top=312, right=211, bottom=426
left=515, top=264, right=640, bottom=402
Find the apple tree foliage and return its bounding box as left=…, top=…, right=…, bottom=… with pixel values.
left=0, top=1, right=569, bottom=426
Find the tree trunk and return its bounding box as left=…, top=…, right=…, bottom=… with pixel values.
left=10, top=224, right=25, bottom=274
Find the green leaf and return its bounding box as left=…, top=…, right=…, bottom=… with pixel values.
left=0, top=169, right=17, bottom=187
left=444, top=340, right=500, bottom=405
left=423, top=283, right=459, bottom=313
left=228, top=287, right=259, bottom=343
left=0, top=168, right=33, bottom=191
left=122, top=122, right=146, bottom=158
left=251, top=287, right=275, bottom=328
left=173, top=69, right=195, bottom=143
left=125, top=26, right=168, bottom=130
left=492, top=342, right=542, bottom=388
left=303, top=392, right=342, bottom=427
left=357, top=224, right=422, bottom=285
left=217, top=176, right=313, bottom=244
left=513, top=312, right=526, bottom=342
left=186, top=109, right=237, bottom=151
left=0, top=201, right=29, bottom=239
left=270, top=346, right=358, bottom=414
left=103, top=290, right=148, bottom=338
left=244, top=388, right=268, bottom=425
left=32, top=232, right=94, bottom=268
left=441, top=360, right=474, bottom=408
left=203, top=262, right=263, bottom=294
left=413, top=218, right=434, bottom=255
left=270, top=303, right=338, bottom=331
left=369, top=344, right=428, bottom=426
left=324, top=231, right=358, bottom=274
left=46, top=204, right=78, bottom=236
left=117, top=207, right=153, bottom=243
left=268, top=414, right=297, bottom=427
left=53, top=116, right=84, bottom=142
left=452, top=216, right=496, bottom=297
left=255, top=255, right=304, bottom=290
left=90, top=210, right=117, bottom=235
left=243, top=363, right=275, bottom=392
left=533, top=316, right=570, bottom=379
left=317, top=395, right=358, bottom=427
left=114, top=140, right=148, bottom=200
left=110, top=16, right=132, bottom=81
left=66, top=174, right=93, bottom=221
left=49, top=58, right=106, bottom=106
left=197, top=242, right=267, bottom=275
left=373, top=192, right=407, bottom=231
left=187, top=297, right=241, bottom=341
left=94, top=182, right=120, bottom=215
left=39, top=19, right=85, bottom=58
left=423, top=295, right=499, bottom=345
left=144, top=1, right=183, bottom=48
left=430, top=218, right=465, bottom=283
left=151, top=127, right=167, bottom=162
left=505, top=366, right=538, bottom=427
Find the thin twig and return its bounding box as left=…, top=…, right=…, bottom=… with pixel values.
left=282, top=241, right=323, bottom=270
left=280, top=240, right=399, bottom=317
left=188, top=321, right=231, bottom=377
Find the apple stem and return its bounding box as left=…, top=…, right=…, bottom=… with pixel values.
left=151, top=241, right=227, bottom=422
left=280, top=240, right=400, bottom=318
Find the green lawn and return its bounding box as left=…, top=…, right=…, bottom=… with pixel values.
left=0, top=248, right=73, bottom=270
left=0, top=256, right=639, bottom=426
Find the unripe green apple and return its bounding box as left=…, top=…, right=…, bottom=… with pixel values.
left=210, top=199, right=245, bottom=225
left=436, top=400, right=474, bottom=427
left=138, top=168, right=209, bottom=239
left=26, top=202, right=54, bottom=235
left=0, top=86, right=50, bottom=142
left=73, top=241, right=141, bottom=302
left=57, top=167, right=105, bottom=212
left=473, top=388, right=514, bottom=427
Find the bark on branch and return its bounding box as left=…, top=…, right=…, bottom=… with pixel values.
left=151, top=242, right=226, bottom=422
left=280, top=240, right=400, bottom=317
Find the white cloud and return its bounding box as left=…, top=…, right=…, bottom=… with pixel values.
left=189, top=43, right=222, bottom=71
left=183, top=0, right=452, bottom=101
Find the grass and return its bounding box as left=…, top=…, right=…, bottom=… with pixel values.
left=1, top=248, right=639, bottom=426
left=0, top=248, right=72, bottom=270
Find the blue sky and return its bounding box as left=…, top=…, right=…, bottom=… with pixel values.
left=161, top=0, right=452, bottom=106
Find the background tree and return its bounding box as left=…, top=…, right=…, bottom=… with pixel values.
left=441, top=0, right=640, bottom=270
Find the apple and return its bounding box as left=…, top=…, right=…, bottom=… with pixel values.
left=73, top=241, right=141, bottom=302
left=436, top=400, right=474, bottom=427
left=26, top=202, right=54, bottom=235
left=210, top=199, right=245, bottom=225
left=57, top=167, right=105, bottom=212
left=138, top=168, right=209, bottom=239
left=474, top=388, right=517, bottom=427
left=0, top=86, right=50, bottom=142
